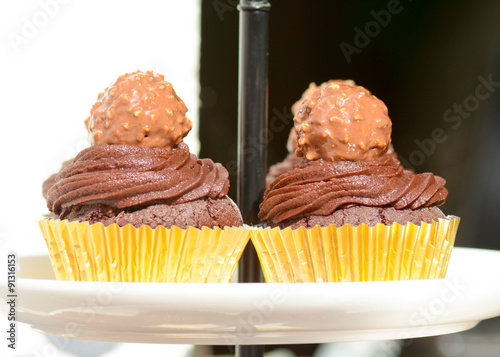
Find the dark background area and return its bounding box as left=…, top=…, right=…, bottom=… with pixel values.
left=200, top=0, right=500, bottom=356
left=200, top=0, right=500, bottom=249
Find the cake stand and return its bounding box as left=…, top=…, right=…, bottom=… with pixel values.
left=3, top=2, right=500, bottom=357
left=7, top=247, right=500, bottom=347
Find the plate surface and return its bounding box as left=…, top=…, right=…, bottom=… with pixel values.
left=2, top=247, right=500, bottom=345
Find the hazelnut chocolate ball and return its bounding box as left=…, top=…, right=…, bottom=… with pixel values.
left=294, top=82, right=391, bottom=161
left=87, top=70, right=192, bottom=150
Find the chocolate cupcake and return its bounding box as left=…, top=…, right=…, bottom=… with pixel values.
left=252, top=81, right=460, bottom=283
left=39, top=71, right=249, bottom=283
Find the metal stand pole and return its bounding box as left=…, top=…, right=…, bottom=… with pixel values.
left=236, top=1, right=270, bottom=357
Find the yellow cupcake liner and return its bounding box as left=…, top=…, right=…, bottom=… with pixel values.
left=250, top=216, right=460, bottom=283
left=38, top=219, right=250, bottom=283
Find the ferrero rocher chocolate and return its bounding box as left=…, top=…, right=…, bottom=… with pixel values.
left=87, top=70, right=192, bottom=150
left=291, top=79, right=356, bottom=116
left=291, top=83, right=318, bottom=116
left=266, top=80, right=358, bottom=187
left=294, top=81, right=391, bottom=161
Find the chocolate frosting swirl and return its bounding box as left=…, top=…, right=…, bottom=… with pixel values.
left=258, top=152, right=448, bottom=225
left=47, top=142, right=229, bottom=218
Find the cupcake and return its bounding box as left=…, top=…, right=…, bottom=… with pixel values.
left=253, top=81, right=459, bottom=283
left=39, top=71, right=249, bottom=283
left=266, top=80, right=356, bottom=187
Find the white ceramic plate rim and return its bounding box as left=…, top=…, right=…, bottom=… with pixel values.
left=3, top=247, right=500, bottom=345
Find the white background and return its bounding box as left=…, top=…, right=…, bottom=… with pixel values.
left=0, top=0, right=201, bottom=255
left=0, top=1, right=200, bottom=356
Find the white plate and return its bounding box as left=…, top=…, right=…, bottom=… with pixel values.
left=2, top=247, right=500, bottom=345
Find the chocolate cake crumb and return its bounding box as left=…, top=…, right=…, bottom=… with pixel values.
left=278, top=206, right=446, bottom=229
left=64, top=197, right=242, bottom=229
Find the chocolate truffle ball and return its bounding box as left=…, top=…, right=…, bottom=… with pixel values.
left=87, top=70, right=192, bottom=150
left=294, top=82, right=391, bottom=161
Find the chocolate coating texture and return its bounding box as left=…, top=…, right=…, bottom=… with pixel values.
left=266, top=80, right=358, bottom=187
left=294, top=82, right=391, bottom=161
left=291, top=83, right=318, bottom=116
left=291, top=80, right=356, bottom=116
left=87, top=71, right=192, bottom=150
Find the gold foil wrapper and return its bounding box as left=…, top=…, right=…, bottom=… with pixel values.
left=251, top=217, right=460, bottom=283
left=38, top=219, right=250, bottom=283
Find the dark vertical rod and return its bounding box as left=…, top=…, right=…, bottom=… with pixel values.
left=236, top=1, right=270, bottom=357
left=237, top=0, right=270, bottom=279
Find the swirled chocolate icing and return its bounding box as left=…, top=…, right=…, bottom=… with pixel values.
left=258, top=152, right=448, bottom=226
left=47, top=142, right=229, bottom=219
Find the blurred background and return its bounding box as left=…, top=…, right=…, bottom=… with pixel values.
left=1, top=0, right=500, bottom=356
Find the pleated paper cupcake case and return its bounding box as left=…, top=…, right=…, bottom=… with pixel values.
left=39, top=219, right=250, bottom=283
left=250, top=216, right=460, bottom=283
